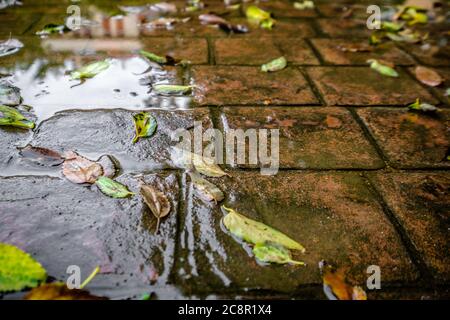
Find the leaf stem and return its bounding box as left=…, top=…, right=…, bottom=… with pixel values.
left=79, top=266, right=100, bottom=289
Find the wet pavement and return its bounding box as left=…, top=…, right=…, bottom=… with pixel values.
left=0, top=0, right=449, bottom=299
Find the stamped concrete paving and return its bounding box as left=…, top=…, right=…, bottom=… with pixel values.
left=0, top=0, right=449, bottom=299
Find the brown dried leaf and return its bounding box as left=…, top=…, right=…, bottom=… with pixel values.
left=415, top=66, right=443, bottom=87
left=140, top=184, right=171, bottom=233
left=62, top=151, right=103, bottom=184
left=24, top=282, right=107, bottom=300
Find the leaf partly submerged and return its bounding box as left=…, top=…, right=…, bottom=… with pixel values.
left=253, top=243, right=305, bottom=266
left=139, top=50, right=176, bottom=65
left=95, top=176, right=134, bottom=198
left=62, top=151, right=103, bottom=184
left=152, top=84, right=193, bottom=95
left=367, top=59, right=399, bottom=77
left=188, top=171, right=224, bottom=203
left=261, top=56, right=287, bottom=72
left=19, top=145, right=64, bottom=166
left=222, top=206, right=305, bottom=252
left=0, top=243, right=47, bottom=292
left=70, top=59, right=110, bottom=80
left=0, top=37, right=23, bottom=58
left=132, top=112, right=157, bottom=144
left=319, top=260, right=367, bottom=300
left=140, top=184, right=171, bottom=233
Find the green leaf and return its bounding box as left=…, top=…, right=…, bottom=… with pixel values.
left=95, top=176, right=134, bottom=198
left=367, top=59, right=399, bottom=77
left=293, top=1, right=314, bottom=10
left=0, top=105, right=35, bottom=129
left=70, top=59, right=110, bottom=80
left=36, top=23, right=69, bottom=36
left=408, top=98, right=438, bottom=112
left=0, top=243, right=47, bottom=292
left=0, top=104, right=25, bottom=120
left=246, top=5, right=275, bottom=30
left=139, top=50, right=168, bottom=64
left=381, top=21, right=404, bottom=32
left=222, top=206, right=305, bottom=252
left=253, top=243, right=305, bottom=265
left=188, top=171, right=224, bottom=203
left=132, top=112, right=157, bottom=143
left=261, top=57, right=287, bottom=72
left=153, top=84, right=193, bottom=95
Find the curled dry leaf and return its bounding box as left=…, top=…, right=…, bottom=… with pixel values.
left=62, top=151, right=103, bottom=184
left=19, top=145, right=63, bottom=167
left=140, top=184, right=171, bottom=233
left=319, top=260, right=367, bottom=300
left=24, top=282, right=107, bottom=300
left=188, top=171, right=224, bottom=203
left=415, top=66, right=442, bottom=87
left=222, top=206, right=305, bottom=252
left=252, top=243, right=305, bottom=266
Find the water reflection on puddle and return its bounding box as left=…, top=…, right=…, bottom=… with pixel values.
left=4, top=56, right=191, bottom=121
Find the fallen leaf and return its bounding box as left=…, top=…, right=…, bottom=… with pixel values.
left=152, top=84, right=193, bottom=95
left=62, top=151, right=103, bottom=184
left=0, top=243, right=47, bottom=292
left=381, top=21, right=404, bottom=32
left=415, top=66, right=442, bottom=87
left=337, top=43, right=372, bottom=53
left=408, top=98, right=438, bottom=112
left=222, top=206, right=305, bottom=252
left=139, top=50, right=176, bottom=65
left=199, top=13, right=228, bottom=25
left=132, top=112, right=157, bottom=144
left=367, top=59, right=399, bottom=77
left=149, top=2, right=177, bottom=14
left=293, top=1, right=314, bottom=10
left=319, top=260, right=367, bottom=300
left=188, top=171, right=224, bottom=203
left=36, top=23, right=70, bottom=36
left=0, top=37, right=23, bottom=57
left=19, top=145, right=63, bottom=166
left=253, top=243, right=305, bottom=266
left=24, top=282, right=107, bottom=300
left=171, top=147, right=228, bottom=177
left=140, top=184, right=171, bottom=233
left=143, top=17, right=188, bottom=29
left=0, top=105, right=35, bottom=129
left=70, top=59, right=110, bottom=80
left=325, top=115, right=342, bottom=128
left=261, top=56, right=287, bottom=72
left=0, top=80, right=21, bottom=106
left=246, top=5, right=275, bottom=30
left=95, top=176, right=134, bottom=198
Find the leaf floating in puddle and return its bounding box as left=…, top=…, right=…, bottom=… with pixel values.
left=95, top=176, right=134, bottom=199
left=139, top=50, right=177, bottom=65
left=408, top=98, right=438, bottom=112
left=188, top=171, right=224, bottom=203
left=319, top=260, right=367, bottom=300
left=253, top=243, right=305, bottom=266
left=0, top=243, right=47, bottom=292
left=132, top=112, right=157, bottom=144
left=367, top=59, right=398, bottom=77
left=293, top=1, right=315, bottom=10
left=36, top=23, right=70, bottom=36
left=0, top=80, right=21, bottom=106
left=222, top=206, right=305, bottom=252
left=152, top=84, right=193, bottom=95
left=62, top=151, right=103, bottom=184
left=24, top=282, right=107, bottom=300
left=0, top=37, right=23, bottom=57
left=140, top=184, right=171, bottom=233
left=19, top=145, right=63, bottom=166
left=70, top=59, right=110, bottom=80
left=261, top=56, right=287, bottom=72
left=0, top=105, right=35, bottom=129
left=246, top=5, right=275, bottom=30
left=414, top=66, right=442, bottom=87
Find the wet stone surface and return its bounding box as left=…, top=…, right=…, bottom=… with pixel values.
left=219, top=107, right=383, bottom=169
left=176, top=171, right=418, bottom=294
left=308, top=67, right=438, bottom=106
left=369, top=173, right=450, bottom=281
left=357, top=108, right=450, bottom=169
left=191, top=66, right=318, bottom=105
